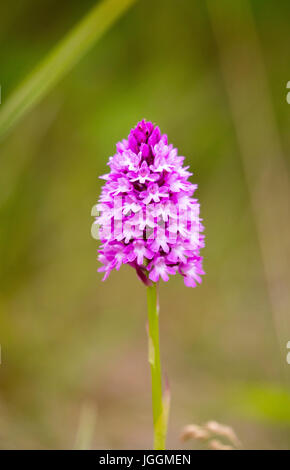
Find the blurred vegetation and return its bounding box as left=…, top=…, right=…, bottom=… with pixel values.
left=0, top=0, right=290, bottom=449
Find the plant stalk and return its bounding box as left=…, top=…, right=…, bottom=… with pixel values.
left=147, top=282, right=167, bottom=450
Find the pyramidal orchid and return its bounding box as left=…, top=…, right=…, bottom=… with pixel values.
left=94, top=120, right=205, bottom=449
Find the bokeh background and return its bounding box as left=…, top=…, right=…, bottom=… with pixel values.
left=1, top=0, right=290, bottom=449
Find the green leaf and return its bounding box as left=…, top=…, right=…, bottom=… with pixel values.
left=0, top=0, right=137, bottom=140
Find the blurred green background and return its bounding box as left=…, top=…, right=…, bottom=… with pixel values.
left=1, top=0, right=290, bottom=449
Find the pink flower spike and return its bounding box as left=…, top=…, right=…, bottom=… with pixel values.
left=95, top=120, right=204, bottom=287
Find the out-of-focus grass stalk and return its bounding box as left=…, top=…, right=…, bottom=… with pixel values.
left=75, top=403, right=97, bottom=450
left=207, top=0, right=290, bottom=369
left=0, top=0, right=137, bottom=140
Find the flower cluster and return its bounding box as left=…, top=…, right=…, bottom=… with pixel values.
left=95, top=120, right=204, bottom=287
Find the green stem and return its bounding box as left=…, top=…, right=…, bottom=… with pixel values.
left=147, top=283, right=167, bottom=450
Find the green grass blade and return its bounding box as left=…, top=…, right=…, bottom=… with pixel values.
left=0, top=0, right=137, bottom=140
